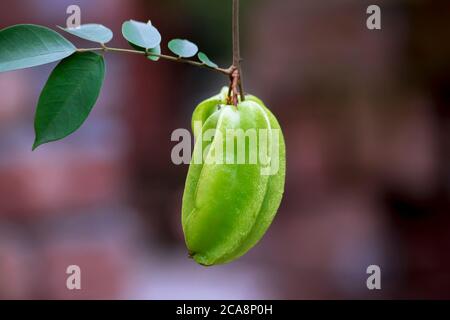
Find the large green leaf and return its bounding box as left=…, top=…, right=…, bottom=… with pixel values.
left=122, top=20, right=161, bottom=49
left=33, top=52, right=105, bottom=150
left=168, top=39, right=198, bottom=58
left=0, top=24, right=76, bottom=73
left=59, top=24, right=113, bottom=44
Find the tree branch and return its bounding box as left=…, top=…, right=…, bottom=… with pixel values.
left=76, top=1, right=247, bottom=100
left=76, top=46, right=232, bottom=75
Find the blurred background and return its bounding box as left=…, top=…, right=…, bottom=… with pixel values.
left=0, top=0, right=449, bottom=299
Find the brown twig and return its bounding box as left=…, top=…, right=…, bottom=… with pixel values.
left=230, top=0, right=245, bottom=105
left=76, top=47, right=231, bottom=75
left=232, top=0, right=240, bottom=69
left=231, top=68, right=240, bottom=106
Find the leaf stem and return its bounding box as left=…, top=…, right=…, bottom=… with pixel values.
left=76, top=46, right=232, bottom=75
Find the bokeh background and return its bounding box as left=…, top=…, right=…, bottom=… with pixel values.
left=0, top=0, right=449, bottom=299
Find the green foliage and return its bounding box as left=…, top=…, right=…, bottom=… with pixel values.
left=147, top=45, right=161, bottom=61
left=33, top=52, right=105, bottom=150
left=198, top=52, right=218, bottom=68
left=168, top=39, right=198, bottom=58
left=0, top=24, right=75, bottom=73
left=0, top=20, right=221, bottom=149
left=128, top=41, right=161, bottom=61
left=59, top=24, right=113, bottom=44
left=122, top=20, right=161, bottom=49
left=144, top=21, right=161, bottom=61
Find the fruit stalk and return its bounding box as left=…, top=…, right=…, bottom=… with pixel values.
left=231, top=0, right=245, bottom=105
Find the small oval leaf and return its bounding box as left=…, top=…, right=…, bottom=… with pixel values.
left=147, top=46, right=161, bottom=61
left=144, top=21, right=160, bottom=61
left=59, top=24, right=113, bottom=44
left=127, top=41, right=161, bottom=62
left=33, top=52, right=105, bottom=150
left=168, top=39, right=198, bottom=58
left=0, top=24, right=76, bottom=73
left=122, top=20, right=161, bottom=49
left=198, top=52, right=218, bottom=68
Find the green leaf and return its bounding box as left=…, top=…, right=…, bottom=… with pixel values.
left=144, top=21, right=160, bottom=61
left=198, top=52, right=218, bottom=68
left=126, top=21, right=161, bottom=61
left=122, top=20, right=161, bottom=49
left=33, top=52, right=105, bottom=150
left=0, top=24, right=76, bottom=73
left=127, top=41, right=161, bottom=62
left=168, top=39, right=198, bottom=58
left=58, top=24, right=113, bottom=44
left=147, top=45, right=161, bottom=61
